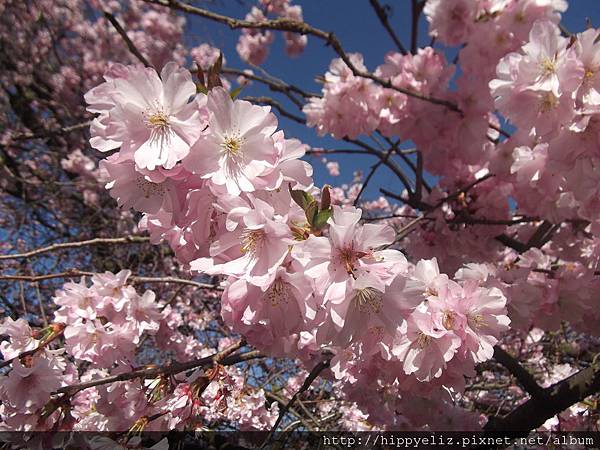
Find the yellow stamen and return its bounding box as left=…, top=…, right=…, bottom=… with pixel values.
left=354, top=288, right=383, bottom=314
left=221, top=135, right=244, bottom=155
left=416, top=332, right=431, bottom=349
left=540, top=57, right=557, bottom=76
left=240, top=229, right=264, bottom=255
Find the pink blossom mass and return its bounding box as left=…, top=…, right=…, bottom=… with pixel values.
left=2, top=0, right=600, bottom=444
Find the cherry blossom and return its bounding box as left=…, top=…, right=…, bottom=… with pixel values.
left=183, top=87, right=279, bottom=195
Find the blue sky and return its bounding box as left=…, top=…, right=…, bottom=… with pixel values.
left=182, top=0, right=600, bottom=200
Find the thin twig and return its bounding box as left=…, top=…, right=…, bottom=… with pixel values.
left=0, top=324, right=66, bottom=370
left=305, top=148, right=373, bottom=156
left=18, top=281, right=27, bottom=316
left=54, top=340, right=258, bottom=396
left=0, top=270, right=222, bottom=290
left=0, top=236, right=150, bottom=260
left=415, top=150, right=424, bottom=202
left=104, top=12, right=152, bottom=68
left=34, top=282, right=48, bottom=327
left=11, top=121, right=91, bottom=141
left=353, top=146, right=395, bottom=206
left=241, top=96, right=306, bottom=124
left=260, top=357, right=331, bottom=447
left=433, top=173, right=495, bottom=209
left=369, top=0, right=408, bottom=54
left=392, top=214, right=427, bottom=243
left=222, top=67, right=317, bottom=103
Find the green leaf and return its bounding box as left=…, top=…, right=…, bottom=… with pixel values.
left=196, top=83, right=208, bottom=94
left=305, top=201, right=319, bottom=226
left=290, top=188, right=314, bottom=211
left=312, top=208, right=332, bottom=230
left=230, top=86, right=243, bottom=100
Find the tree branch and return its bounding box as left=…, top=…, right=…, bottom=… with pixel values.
left=0, top=324, right=65, bottom=370
left=0, top=269, right=222, bottom=290
left=10, top=121, right=91, bottom=141
left=222, top=67, right=316, bottom=105
left=0, top=236, right=150, bottom=260
left=369, top=0, right=408, bottom=54
left=492, top=346, right=545, bottom=399
left=261, top=356, right=331, bottom=447
left=485, top=354, right=600, bottom=435
left=410, top=0, right=424, bottom=54
left=103, top=11, right=152, bottom=68
left=353, top=146, right=395, bottom=206
left=241, top=96, right=306, bottom=124
left=144, top=0, right=461, bottom=112
left=54, top=340, right=260, bottom=396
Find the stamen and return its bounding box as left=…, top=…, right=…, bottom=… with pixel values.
left=424, top=287, right=438, bottom=297
left=240, top=229, right=265, bottom=256
left=539, top=92, right=558, bottom=113
left=338, top=247, right=358, bottom=275
left=540, top=57, right=557, bottom=75
left=135, top=176, right=166, bottom=199
left=147, top=112, right=170, bottom=129
left=468, top=313, right=486, bottom=329
left=142, top=103, right=172, bottom=159
left=416, top=332, right=431, bottom=349
left=265, top=278, right=291, bottom=306
left=442, top=311, right=456, bottom=330
left=221, top=133, right=245, bottom=156
left=354, top=287, right=383, bottom=314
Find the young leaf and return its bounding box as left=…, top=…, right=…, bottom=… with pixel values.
left=289, top=187, right=314, bottom=211
left=312, top=208, right=332, bottom=230
left=320, top=185, right=331, bottom=211
left=305, top=201, right=319, bottom=226
left=196, top=83, right=208, bottom=94
left=230, top=86, right=243, bottom=100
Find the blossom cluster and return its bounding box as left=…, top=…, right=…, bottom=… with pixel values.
left=302, top=0, right=600, bottom=344
left=236, top=0, right=307, bottom=65
left=79, top=59, right=513, bottom=426
left=0, top=271, right=277, bottom=433
left=4, top=0, right=600, bottom=436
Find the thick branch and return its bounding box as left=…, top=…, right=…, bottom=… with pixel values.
left=485, top=355, right=600, bottom=434
left=410, top=0, right=424, bottom=53
left=495, top=220, right=559, bottom=254
left=492, top=346, right=545, bottom=398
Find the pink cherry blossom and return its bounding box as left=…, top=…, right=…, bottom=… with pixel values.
left=86, top=62, right=206, bottom=170
left=393, top=304, right=462, bottom=382
left=191, top=196, right=294, bottom=286
left=183, top=87, right=279, bottom=195
left=0, top=318, right=38, bottom=360
left=2, top=357, right=63, bottom=413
